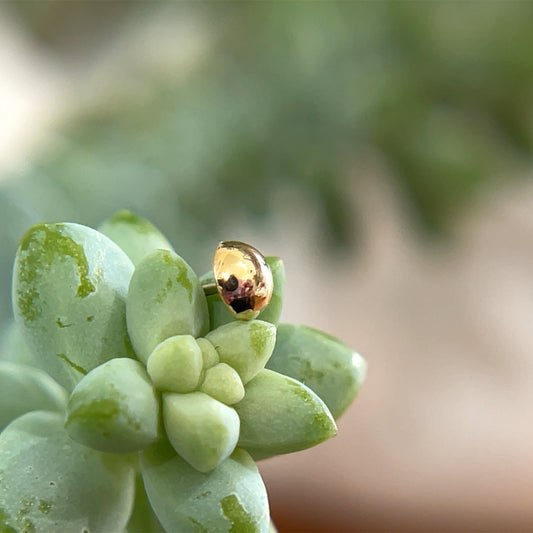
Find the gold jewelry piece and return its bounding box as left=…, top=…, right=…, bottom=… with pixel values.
left=208, top=241, right=273, bottom=320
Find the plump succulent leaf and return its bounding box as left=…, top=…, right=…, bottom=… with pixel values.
left=200, top=362, right=245, bottom=405
left=197, top=337, right=219, bottom=369
left=234, top=369, right=337, bottom=460
left=163, top=391, right=240, bottom=473
left=66, top=358, right=160, bottom=454
left=266, top=324, right=367, bottom=419
left=141, top=439, right=270, bottom=533
left=203, top=256, right=285, bottom=330
left=98, top=209, right=174, bottom=266
left=127, top=249, right=209, bottom=363
left=12, top=222, right=135, bottom=391
left=0, top=411, right=135, bottom=533
left=0, top=361, right=68, bottom=430
left=205, top=320, right=276, bottom=385
left=146, top=335, right=203, bottom=393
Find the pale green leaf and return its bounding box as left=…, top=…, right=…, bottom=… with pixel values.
left=0, top=411, right=135, bottom=533
left=147, top=335, right=203, bottom=393
left=163, top=391, right=240, bottom=473
left=12, top=222, right=135, bottom=391
left=266, top=324, right=367, bottom=419
left=234, top=369, right=337, bottom=460
left=0, top=361, right=68, bottom=430
left=200, top=363, right=245, bottom=405
left=98, top=210, right=174, bottom=266
left=141, top=440, right=269, bottom=533
left=205, top=320, right=276, bottom=385
left=126, top=249, right=209, bottom=363
left=66, top=358, right=160, bottom=453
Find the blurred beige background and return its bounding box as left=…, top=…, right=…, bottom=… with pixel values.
left=2, top=4, right=533, bottom=532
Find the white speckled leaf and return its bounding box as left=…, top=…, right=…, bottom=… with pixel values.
left=234, top=369, right=337, bottom=460
left=98, top=210, right=174, bottom=266
left=140, top=439, right=269, bottom=533
left=127, top=249, right=209, bottom=363
left=0, top=361, right=68, bottom=431
left=0, top=411, right=135, bottom=533
left=12, top=223, right=135, bottom=392
left=266, top=324, right=367, bottom=419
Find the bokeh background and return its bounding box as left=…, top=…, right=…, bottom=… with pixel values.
left=2, top=2, right=533, bottom=532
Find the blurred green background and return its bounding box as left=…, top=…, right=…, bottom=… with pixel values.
left=2, top=2, right=533, bottom=532
left=2, top=1, right=533, bottom=328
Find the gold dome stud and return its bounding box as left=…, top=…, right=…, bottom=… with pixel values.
left=212, top=241, right=273, bottom=320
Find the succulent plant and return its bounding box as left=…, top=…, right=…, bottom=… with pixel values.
left=0, top=210, right=366, bottom=533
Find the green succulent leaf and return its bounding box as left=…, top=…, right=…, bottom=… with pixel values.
left=126, top=249, right=209, bottom=363
left=0, top=411, right=135, bottom=533
left=0, top=361, right=68, bottom=431
left=141, top=439, right=270, bottom=533
left=12, top=222, right=135, bottom=391
left=147, top=335, right=203, bottom=393
left=66, top=358, right=160, bottom=454
left=234, top=369, right=337, bottom=460
left=266, top=324, right=367, bottom=419
left=205, top=320, right=276, bottom=385
left=200, top=362, right=245, bottom=405
left=197, top=337, right=219, bottom=369
left=98, top=209, right=174, bottom=266
left=163, top=391, right=240, bottom=473
left=203, top=257, right=285, bottom=330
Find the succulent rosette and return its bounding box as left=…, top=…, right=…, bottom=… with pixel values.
left=0, top=210, right=366, bottom=533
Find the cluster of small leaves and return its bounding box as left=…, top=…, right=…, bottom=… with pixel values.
left=0, top=211, right=366, bottom=532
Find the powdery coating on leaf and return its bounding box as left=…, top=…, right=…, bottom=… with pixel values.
left=266, top=324, right=366, bottom=419
left=127, top=249, right=209, bottom=363
left=0, top=362, right=68, bottom=431
left=140, top=442, right=269, bottom=533
left=234, top=369, right=337, bottom=460
left=163, top=392, right=240, bottom=473
left=12, top=222, right=135, bottom=392
left=66, top=359, right=160, bottom=454
left=0, top=411, right=135, bottom=533
left=16, top=224, right=95, bottom=323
